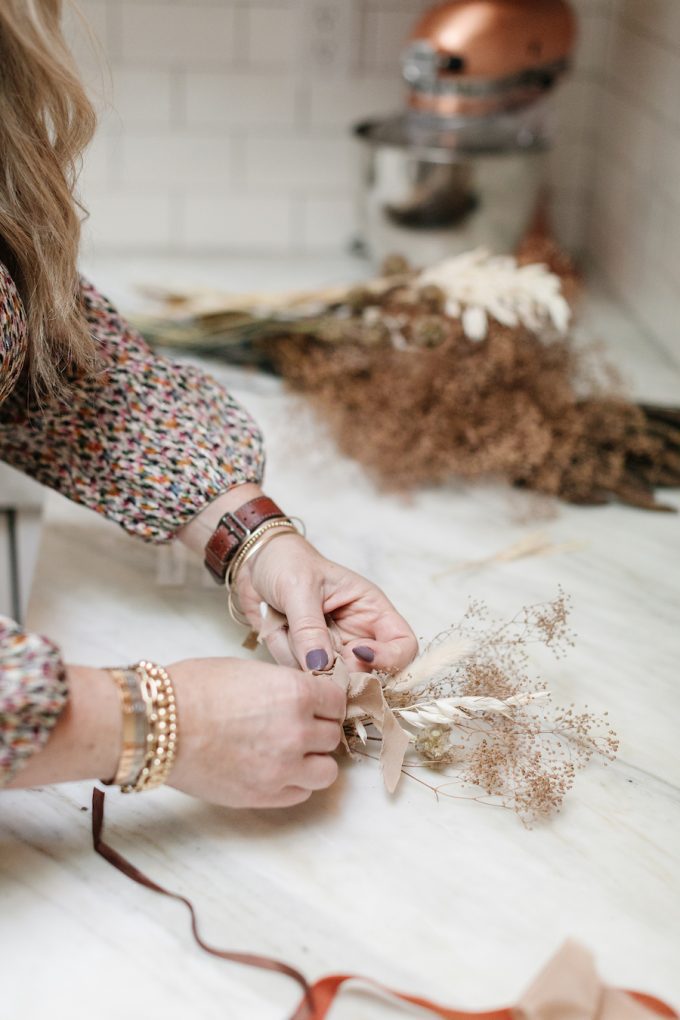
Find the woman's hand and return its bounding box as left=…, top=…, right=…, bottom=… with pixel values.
left=178, top=482, right=418, bottom=674
left=8, top=657, right=345, bottom=809
left=168, top=657, right=345, bottom=808
left=235, top=532, right=418, bottom=674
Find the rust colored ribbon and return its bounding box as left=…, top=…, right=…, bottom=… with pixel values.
left=91, top=788, right=677, bottom=1020
left=289, top=976, right=677, bottom=1020
left=91, top=788, right=313, bottom=1013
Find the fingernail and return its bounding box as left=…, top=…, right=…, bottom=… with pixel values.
left=353, top=645, right=375, bottom=663
left=305, top=649, right=329, bottom=671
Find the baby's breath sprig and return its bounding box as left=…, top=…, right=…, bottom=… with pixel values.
left=348, top=592, right=618, bottom=825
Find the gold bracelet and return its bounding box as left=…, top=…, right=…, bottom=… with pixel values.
left=106, top=668, right=149, bottom=787
left=226, top=519, right=301, bottom=627
left=226, top=515, right=305, bottom=589
left=122, top=661, right=179, bottom=794
left=226, top=519, right=299, bottom=587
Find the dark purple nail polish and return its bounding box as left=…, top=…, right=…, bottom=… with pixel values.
left=353, top=645, right=375, bottom=663
left=306, top=648, right=329, bottom=671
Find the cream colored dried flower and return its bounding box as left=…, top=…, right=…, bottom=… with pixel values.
left=388, top=634, right=475, bottom=693
left=396, top=690, right=549, bottom=728
left=417, top=248, right=571, bottom=341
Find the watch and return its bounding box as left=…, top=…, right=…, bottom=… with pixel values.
left=204, top=495, right=286, bottom=584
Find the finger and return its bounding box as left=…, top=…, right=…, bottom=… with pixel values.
left=306, top=719, right=343, bottom=754
left=343, top=597, right=418, bottom=672
left=270, top=786, right=312, bottom=808
left=310, top=674, right=346, bottom=722
left=282, top=581, right=333, bottom=673
left=295, top=753, right=339, bottom=791
left=331, top=585, right=418, bottom=672
left=345, top=633, right=419, bottom=673
left=263, top=626, right=298, bottom=669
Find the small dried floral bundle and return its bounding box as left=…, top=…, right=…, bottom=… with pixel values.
left=307, top=592, right=618, bottom=826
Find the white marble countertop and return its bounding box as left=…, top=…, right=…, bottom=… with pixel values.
left=1, top=256, right=679, bottom=1019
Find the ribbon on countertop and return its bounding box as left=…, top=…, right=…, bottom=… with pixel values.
left=92, top=788, right=677, bottom=1020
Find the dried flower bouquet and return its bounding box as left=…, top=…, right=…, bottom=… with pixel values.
left=136, top=237, right=680, bottom=511
left=262, top=592, right=618, bottom=826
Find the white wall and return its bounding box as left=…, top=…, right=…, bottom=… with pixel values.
left=587, top=0, right=680, bottom=362
left=69, top=0, right=610, bottom=258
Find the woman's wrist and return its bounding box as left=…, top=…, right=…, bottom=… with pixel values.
left=6, top=665, right=122, bottom=788
left=6, top=659, right=180, bottom=793
left=105, top=662, right=179, bottom=793
left=177, top=482, right=266, bottom=555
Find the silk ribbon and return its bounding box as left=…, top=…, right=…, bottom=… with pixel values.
left=91, top=789, right=677, bottom=1020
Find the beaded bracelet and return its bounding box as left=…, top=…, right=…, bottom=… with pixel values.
left=106, top=661, right=178, bottom=793
left=127, top=661, right=179, bottom=793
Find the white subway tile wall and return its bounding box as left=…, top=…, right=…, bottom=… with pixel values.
left=588, top=0, right=680, bottom=362
left=70, top=0, right=612, bottom=259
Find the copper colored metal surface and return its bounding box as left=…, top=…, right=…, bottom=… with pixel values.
left=403, top=0, right=576, bottom=117
left=353, top=0, right=576, bottom=263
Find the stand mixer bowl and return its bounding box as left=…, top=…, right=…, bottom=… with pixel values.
left=353, top=0, right=575, bottom=265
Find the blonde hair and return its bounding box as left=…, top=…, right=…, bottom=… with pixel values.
left=0, top=0, right=97, bottom=398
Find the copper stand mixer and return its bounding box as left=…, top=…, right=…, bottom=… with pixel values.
left=353, top=0, right=576, bottom=264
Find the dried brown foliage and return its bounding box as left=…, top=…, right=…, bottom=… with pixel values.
left=370, top=592, right=619, bottom=825
left=270, top=288, right=680, bottom=511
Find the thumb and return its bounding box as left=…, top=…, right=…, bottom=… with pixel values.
left=282, top=583, right=333, bottom=672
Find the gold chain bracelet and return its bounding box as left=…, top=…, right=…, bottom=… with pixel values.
left=106, top=661, right=178, bottom=793
left=126, top=661, right=179, bottom=793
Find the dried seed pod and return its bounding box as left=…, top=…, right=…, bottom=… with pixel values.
left=389, top=286, right=419, bottom=307
left=418, top=283, right=447, bottom=313
left=410, top=314, right=449, bottom=348
left=381, top=253, right=411, bottom=276
left=344, top=286, right=373, bottom=312
left=360, top=321, right=391, bottom=347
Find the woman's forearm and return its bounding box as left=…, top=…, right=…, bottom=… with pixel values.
left=5, top=666, right=121, bottom=788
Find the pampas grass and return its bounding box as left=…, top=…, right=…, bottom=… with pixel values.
left=389, top=635, right=475, bottom=693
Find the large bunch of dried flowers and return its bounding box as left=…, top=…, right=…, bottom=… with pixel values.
left=137, top=236, right=679, bottom=511
left=269, top=250, right=679, bottom=511
left=301, top=591, right=618, bottom=826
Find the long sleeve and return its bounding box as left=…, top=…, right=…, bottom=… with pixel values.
left=0, top=271, right=265, bottom=542
left=0, top=615, right=68, bottom=786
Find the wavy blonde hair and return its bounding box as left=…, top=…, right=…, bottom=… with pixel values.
left=0, top=0, right=97, bottom=398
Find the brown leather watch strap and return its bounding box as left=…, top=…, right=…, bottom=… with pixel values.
left=204, top=495, right=286, bottom=584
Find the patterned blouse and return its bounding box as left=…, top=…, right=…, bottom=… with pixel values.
left=0, top=262, right=265, bottom=784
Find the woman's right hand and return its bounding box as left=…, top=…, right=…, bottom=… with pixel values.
left=167, top=658, right=346, bottom=809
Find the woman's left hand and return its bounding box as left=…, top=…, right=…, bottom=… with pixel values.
left=235, top=531, right=418, bottom=674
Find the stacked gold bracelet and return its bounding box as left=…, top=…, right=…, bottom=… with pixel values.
left=106, top=661, right=178, bottom=793
left=226, top=516, right=302, bottom=626
left=108, top=667, right=148, bottom=786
